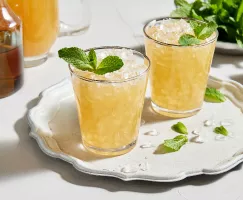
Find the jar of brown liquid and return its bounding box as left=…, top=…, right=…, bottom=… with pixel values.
left=0, top=0, right=23, bottom=98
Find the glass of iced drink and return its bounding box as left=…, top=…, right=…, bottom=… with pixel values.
left=144, top=17, right=218, bottom=118
left=69, top=47, right=150, bottom=156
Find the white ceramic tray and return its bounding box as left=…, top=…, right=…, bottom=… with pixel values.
left=27, top=76, right=243, bottom=182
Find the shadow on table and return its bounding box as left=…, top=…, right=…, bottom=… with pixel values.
left=212, top=53, right=243, bottom=68
left=141, top=97, right=172, bottom=124
left=230, top=74, right=243, bottom=85
left=0, top=97, right=242, bottom=194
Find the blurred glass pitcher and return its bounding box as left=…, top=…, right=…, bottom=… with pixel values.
left=7, top=0, right=91, bottom=67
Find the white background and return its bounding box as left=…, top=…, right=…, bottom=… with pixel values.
left=1, top=0, right=243, bottom=199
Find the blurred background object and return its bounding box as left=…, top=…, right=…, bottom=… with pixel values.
left=7, top=0, right=91, bottom=67
left=0, top=0, right=23, bottom=98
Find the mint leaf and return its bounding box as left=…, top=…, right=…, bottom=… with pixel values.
left=171, top=7, right=190, bottom=17
left=88, top=49, right=97, bottom=69
left=190, top=20, right=207, bottom=37
left=58, top=47, right=93, bottom=72
left=236, top=0, right=243, bottom=22
left=214, top=126, right=228, bottom=136
left=171, top=122, right=188, bottom=134
left=174, top=0, right=191, bottom=7
left=236, top=34, right=243, bottom=48
left=204, top=87, right=226, bottom=103
left=171, top=0, right=192, bottom=17
left=58, top=47, right=125, bottom=75
left=204, top=15, right=217, bottom=22
left=95, top=56, right=124, bottom=75
left=154, top=135, right=188, bottom=154
left=178, top=34, right=201, bottom=46
left=196, top=21, right=217, bottom=40
left=191, top=9, right=204, bottom=21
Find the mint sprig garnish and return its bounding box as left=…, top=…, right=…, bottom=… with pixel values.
left=178, top=20, right=217, bottom=46
left=204, top=87, right=226, bottom=103
left=171, top=122, right=188, bottom=134
left=178, top=34, right=201, bottom=46
left=88, top=49, right=97, bottom=69
left=214, top=126, right=228, bottom=136
left=190, top=21, right=217, bottom=40
left=154, top=135, right=188, bottom=154
left=95, top=56, right=123, bottom=75
left=58, top=47, right=124, bottom=75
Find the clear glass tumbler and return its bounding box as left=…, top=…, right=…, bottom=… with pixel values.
left=69, top=46, right=150, bottom=156
left=144, top=17, right=218, bottom=118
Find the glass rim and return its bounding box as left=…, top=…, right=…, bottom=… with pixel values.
left=143, top=17, right=219, bottom=47
left=68, top=46, right=150, bottom=83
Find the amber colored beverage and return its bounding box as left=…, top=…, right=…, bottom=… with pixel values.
left=7, top=0, right=59, bottom=61
left=0, top=44, right=23, bottom=98
left=144, top=18, right=217, bottom=118
left=70, top=47, right=150, bottom=156
left=0, top=0, right=23, bottom=98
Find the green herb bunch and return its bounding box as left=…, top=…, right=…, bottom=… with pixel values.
left=171, top=0, right=243, bottom=47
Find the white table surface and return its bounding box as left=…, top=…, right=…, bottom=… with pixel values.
left=1, top=0, right=243, bottom=199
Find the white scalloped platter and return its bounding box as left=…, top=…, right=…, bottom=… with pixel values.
left=27, top=76, right=243, bottom=182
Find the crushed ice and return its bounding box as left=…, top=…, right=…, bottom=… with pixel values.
left=191, top=135, right=204, bottom=144
left=204, top=120, right=215, bottom=127
left=144, top=129, right=159, bottom=136
left=140, top=142, right=154, bottom=149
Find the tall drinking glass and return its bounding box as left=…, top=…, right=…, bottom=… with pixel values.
left=69, top=47, right=150, bottom=156
left=144, top=17, right=218, bottom=118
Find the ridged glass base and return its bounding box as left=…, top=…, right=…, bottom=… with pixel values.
left=151, top=101, right=201, bottom=118
left=83, top=140, right=137, bottom=156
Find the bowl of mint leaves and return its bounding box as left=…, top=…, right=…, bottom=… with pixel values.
left=171, top=0, right=243, bottom=55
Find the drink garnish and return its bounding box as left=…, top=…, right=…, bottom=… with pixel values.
left=171, top=122, right=188, bottom=134
left=214, top=126, right=228, bottom=136
left=58, top=47, right=124, bottom=75
left=178, top=20, right=217, bottom=46
left=178, top=34, right=201, bottom=46
left=204, top=87, right=226, bottom=103
left=154, top=135, right=188, bottom=154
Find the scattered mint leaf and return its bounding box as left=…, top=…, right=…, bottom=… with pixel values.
left=178, top=34, right=201, bottom=46
left=154, top=135, right=188, bottom=154
left=171, top=122, right=188, bottom=134
left=88, top=49, right=97, bottom=69
left=204, top=87, right=226, bottom=103
left=58, top=47, right=124, bottom=75
left=95, top=56, right=124, bottom=75
left=58, top=47, right=93, bottom=72
left=214, top=126, right=228, bottom=136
